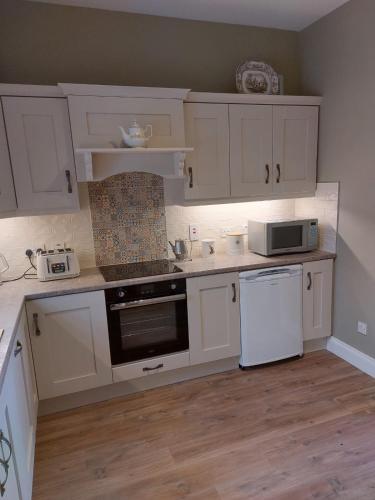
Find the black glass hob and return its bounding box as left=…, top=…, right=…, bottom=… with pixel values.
left=99, top=259, right=183, bottom=282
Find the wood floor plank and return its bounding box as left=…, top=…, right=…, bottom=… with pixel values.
left=33, top=352, right=375, bottom=499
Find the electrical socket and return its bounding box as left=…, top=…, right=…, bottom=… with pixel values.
left=357, top=321, right=368, bottom=336
left=220, top=227, right=233, bottom=238
left=189, top=223, right=200, bottom=241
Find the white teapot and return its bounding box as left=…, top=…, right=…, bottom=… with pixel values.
left=119, top=121, right=153, bottom=148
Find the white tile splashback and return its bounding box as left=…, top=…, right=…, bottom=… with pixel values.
left=0, top=184, right=96, bottom=278
left=0, top=182, right=338, bottom=276
left=166, top=183, right=339, bottom=258
left=295, top=183, right=339, bottom=253
left=165, top=198, right=296, bottom=258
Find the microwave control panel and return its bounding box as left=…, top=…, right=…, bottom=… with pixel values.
left=308, top=221, right=318, bottom=248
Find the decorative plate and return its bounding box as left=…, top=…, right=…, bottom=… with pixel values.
left=236, top=60, right=280, bottom=95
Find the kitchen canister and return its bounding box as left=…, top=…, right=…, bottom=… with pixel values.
left=226, top=232, right=245, bottom=256
left=201, top=239, right=215, bottom=258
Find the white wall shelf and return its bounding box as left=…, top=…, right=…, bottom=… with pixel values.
left=75, top=147, right=194, bottom=181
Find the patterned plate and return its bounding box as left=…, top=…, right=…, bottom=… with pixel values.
left=236, top=60, right=280, bottom=95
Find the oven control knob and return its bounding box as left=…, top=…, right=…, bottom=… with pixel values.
left=170, top=283, right=177, bottom=290
left=117, top=289, right=126, bottom=298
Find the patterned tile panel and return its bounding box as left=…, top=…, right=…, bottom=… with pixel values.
left=88, top=173, right=168, bottom=266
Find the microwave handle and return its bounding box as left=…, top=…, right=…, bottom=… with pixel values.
left=109, top=293, right=186, bottom=311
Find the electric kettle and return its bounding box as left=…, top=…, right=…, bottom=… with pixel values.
left=0, top=253, right=9, bottom=285
left=169, top=239, right=190, bottom=261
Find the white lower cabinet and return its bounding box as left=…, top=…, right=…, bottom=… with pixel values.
left=187, top=273, right=241, bottom=365
left=26, top=291, right=112, bottom=400
left=303, top=259, right=333, bottom=340
left=0, top=309, right=37, bottom=500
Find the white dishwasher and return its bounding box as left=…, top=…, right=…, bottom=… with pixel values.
left=239, top=265, right=303, bottom=368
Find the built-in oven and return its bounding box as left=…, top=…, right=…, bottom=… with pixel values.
left=105, top=279, right=189, bottom=365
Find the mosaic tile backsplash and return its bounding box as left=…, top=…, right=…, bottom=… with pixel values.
left=88, top=173, right=168, bottom=266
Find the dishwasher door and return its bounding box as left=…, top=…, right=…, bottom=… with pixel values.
left=239, top=265, right=303, bottom=368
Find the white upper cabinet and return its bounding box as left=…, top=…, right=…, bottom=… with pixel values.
left=0, top=103, right=17, bottom=213
left=1, top=97, right=79, bottom=212
left=184, top=103, right=230, bottom=200
left=273, top=105, right=318, bottom=195
left=185, top=94, right=319, bottom=202
left=187, top=272, right=241, bottom=365
left=26, top=291, right=112, bottom=400
left=68, top=95, right=185, bottom=149
left=303, top=259, right=333, bottom=341
left=229, top=104, right=273, bottom=198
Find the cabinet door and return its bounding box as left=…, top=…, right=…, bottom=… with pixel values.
left=5, top=311, right=38, bottom=500
left=0, top=102, right=17, bottom=213
left=26, top=291, right=112, bottom=400
left=1, top=97, right=79, bottom=211
left=0, top=391, right=21, bottom=500
left=184, top=103, right=230, bottom=200
left=229, top=105, right=273, bottom=198
left=187, top=273, right=241, bottom=365
left=273, top=106, right=318, bottom=195
left=303, top=259, right=333, bottom=340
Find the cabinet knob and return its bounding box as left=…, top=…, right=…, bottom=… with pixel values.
left=14, top=340, right=22, bottom=357
left=307, top=272, right=312, bottom=290
left=276, top=164, right=281, bottom=183
left=188, top=167, right=193, bottom=188
left=65, top=170, right=73, bottom=194
left=33, top=313, right=41, bottom=336
left=265, top=164, right=270, bottom=184
left=232, top=283, right=237, bottom=303
left=0, top=430, right=12, bottom=465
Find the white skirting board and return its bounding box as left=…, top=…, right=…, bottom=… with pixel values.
left=327, top=337, right=375, bottom=378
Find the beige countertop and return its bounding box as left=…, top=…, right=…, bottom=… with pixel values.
left=0, top=249, right=335, bottom=391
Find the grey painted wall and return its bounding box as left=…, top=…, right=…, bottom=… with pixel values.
left=300, top=0, right=375, bottom=356
left=0, top=0, right=301, bottom=93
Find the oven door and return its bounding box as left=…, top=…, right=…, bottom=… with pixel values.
left=107, top=294, right=189, bottom=365
left=267, top=221, right=308, bottom=255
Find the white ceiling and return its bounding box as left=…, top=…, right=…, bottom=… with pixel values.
left=28, top=0, right=350, bottom=31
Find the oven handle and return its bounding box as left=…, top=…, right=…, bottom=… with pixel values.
left=109, top=293, right=186, bottom=311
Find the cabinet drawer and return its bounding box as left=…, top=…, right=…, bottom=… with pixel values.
left=112, top=351, right=190, bottom=382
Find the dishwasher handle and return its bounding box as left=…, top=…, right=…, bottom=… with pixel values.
left=241, top=268, right=301, bottom=282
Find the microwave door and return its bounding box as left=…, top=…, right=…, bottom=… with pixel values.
left=269, top=223, right=305, bottom=254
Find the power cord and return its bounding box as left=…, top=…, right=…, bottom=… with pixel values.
left=2, top=255, right=37, bottom=283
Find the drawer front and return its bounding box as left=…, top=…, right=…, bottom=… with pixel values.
left=112, top=351, right=190, bottom=382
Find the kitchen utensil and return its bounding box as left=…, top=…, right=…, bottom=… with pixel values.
left=0, top=253, right=9, bottom=285
left=201, top=239, right=215, bottom=258
left=169, top=239, right=190, bottom=261
left=226, top=232, right=245, bottom=256
left=119, top=121, right=153, bottom=148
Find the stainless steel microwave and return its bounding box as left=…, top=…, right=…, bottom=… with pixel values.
left=248, top=218, right=318, bottom=256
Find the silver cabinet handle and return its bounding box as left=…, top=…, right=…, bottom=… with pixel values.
left=14, top=340, right=22, bottom=357
left=307, top=272, right=312, bottom=290
left=143, top=363, right=164, bottom=372
left=65, top=170, right=73, bottom=194
left=232, top=283, right=237, bottom=303
left=188, top=167, right=193, bottom=188
left=33, top=313, right=41, bottom=336
left=276, top=164, right=281, bottom=183
left=265, top=164, right=270, bottom=184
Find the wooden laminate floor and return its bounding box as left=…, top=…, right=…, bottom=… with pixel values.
left=33, top=352, right=375, bottom=500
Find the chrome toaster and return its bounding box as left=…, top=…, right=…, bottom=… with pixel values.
left=36, top=247, right=80, bottom=281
